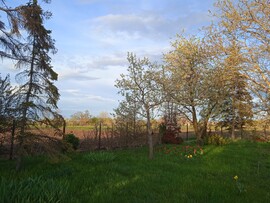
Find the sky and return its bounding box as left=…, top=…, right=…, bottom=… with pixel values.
left=2, top=0, right=216, bottom=117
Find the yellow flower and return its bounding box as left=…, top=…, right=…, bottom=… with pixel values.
left=234, top=175, right=238, bottom=180
left=190, top=155, right=192, bottom=158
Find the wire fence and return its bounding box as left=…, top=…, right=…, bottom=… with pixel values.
left=1, top=120, right=269, bottom=158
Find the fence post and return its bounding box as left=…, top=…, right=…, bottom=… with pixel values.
left=111, top=123, right=114, bottom=139
left=240, top=126, right=243, bottom=139
left=220, top=126, right=223, bottom=136
left=98, top=121, right=101, bottom=150
left=63, top=119, right=66, bottom=136
left=186, top=124, right=189, bottom=141
left=126, top=122, right=128, bottom=147
left=9, top=119, right=15, bottom=160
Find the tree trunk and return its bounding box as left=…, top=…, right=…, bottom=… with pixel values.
left=191, top=106, right=200, bottom=142
left=16, top=38, right=37, bottom=171
left=231, top=99, right=235, bottom=139
left=133, top=113, right=136, bottom=138
left=146, top=107, right=153, bottom=159
left=231, top=88, right=236, bottom=139
left=9, top=119, right=15, bottom=160
left=231, top=121, right=235, bottom=139
left=200, top=120, right=208, bottom=139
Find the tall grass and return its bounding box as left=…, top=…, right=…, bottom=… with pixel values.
left=0, top=140, right=270, bottom=202
left=0, top=176, right=68, bottom=203
left=83, top=151, right=117, bottom=163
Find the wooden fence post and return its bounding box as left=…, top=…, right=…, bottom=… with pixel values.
left=126, top=122, right=128, bottom=147
left=9, top=119, right=15, bottom=160
left=63, top=119, right=66, bottom=136
left=186, top=124, right=189, bottom=141
left=98, top=122, right=101, bottom=150
left=111, top=123, right=114, bottom=139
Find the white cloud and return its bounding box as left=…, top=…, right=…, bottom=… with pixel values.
left=62, top=89, right=81, bottom=94
left=90, top=13, right=180, bottom=41
left=58, top=68, right=99, bottom=81
left=87, top=54, right=128, bottom=70
left=63, top=92, right=116, bottom=103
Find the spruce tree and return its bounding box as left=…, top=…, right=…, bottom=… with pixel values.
left=15, top=0, right=62, bottom=170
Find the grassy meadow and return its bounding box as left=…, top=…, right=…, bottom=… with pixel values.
left=0, top=140, right=270, bottom=203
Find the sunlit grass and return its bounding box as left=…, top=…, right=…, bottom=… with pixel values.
left=0, top=140, right=270, bottom=202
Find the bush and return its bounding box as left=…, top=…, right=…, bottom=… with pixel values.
left=162, top=130, right=183, bottom=144
left=159, top=123, right=166, bottom=137
left=250, top=134, right=269, bottom=142
left=205, top=134, right=227, bottom=146
left=63, top=133, right=80, bottom=150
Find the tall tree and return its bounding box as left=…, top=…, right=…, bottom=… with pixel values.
left=115, top=53, right=162, bottom=159
left=163, top=35, right=223, bottom=143
left=113, top=93, right=141, bottom=138
left=217, top=70, right=253, bottom=137
left=14, top=0, right=61, bottom=169
left=219, top=41, right=253, bottom=138
left=69, top=110, right=92, bottom=126
left=212, top=0, right=269, bottom=120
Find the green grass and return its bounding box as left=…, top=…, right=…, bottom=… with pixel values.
left=1, top=140, right=270, bottom=202
left=66, top=125, right=95, bottom=130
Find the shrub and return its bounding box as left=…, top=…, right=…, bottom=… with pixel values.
left=206, top=134, right=227, bottom=146
left=162, top=130, right=183, bottom=144
left=63, top=133, right=80, bottom=150
left=159, top=123, right=166, bottom=137
left=250, top=134, right=269, bottom=142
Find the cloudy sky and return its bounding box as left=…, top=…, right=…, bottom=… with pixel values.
left=3, top=0, right=216, bottom=117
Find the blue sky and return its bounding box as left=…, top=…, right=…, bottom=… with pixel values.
left=2, top=0, right=216, bottom=117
